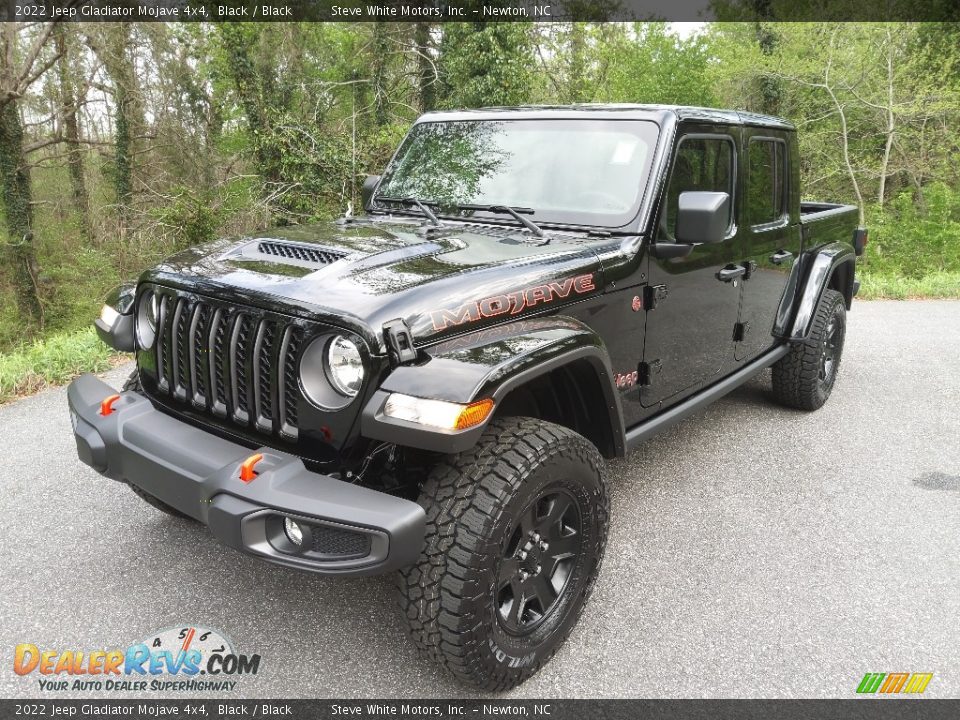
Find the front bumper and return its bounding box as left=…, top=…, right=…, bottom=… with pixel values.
left=67, top=373, right=425, bottom=577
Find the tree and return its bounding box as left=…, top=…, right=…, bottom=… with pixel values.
left=217, top=23, right=281, bottom=186
left=53, top=24, right=90, bottom=240
left=0, top=22, right=61, bottom=328
left=413, top=22, right=436, bottom=113
left=437, top=22, right=536, bottom=108
left=595, top=24, right=715, bottom=106
left=84, top=23, right=145, bottom=232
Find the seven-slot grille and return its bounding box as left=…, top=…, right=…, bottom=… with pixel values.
left=150, top=289, right=305, bottom=440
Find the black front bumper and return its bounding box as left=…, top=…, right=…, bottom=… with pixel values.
left=67, top=373, right=425, bottom=577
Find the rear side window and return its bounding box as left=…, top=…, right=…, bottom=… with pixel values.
left=662, top=136, right=735, bottom=239
left=748, top=138, right=787, bottom=226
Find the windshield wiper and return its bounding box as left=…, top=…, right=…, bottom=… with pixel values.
left=456, top=203, right=545, bottom=238
left=376, top=196, right=440, bottom=226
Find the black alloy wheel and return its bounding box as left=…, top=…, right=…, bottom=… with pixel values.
left=497, top=488, right=582, bottom=634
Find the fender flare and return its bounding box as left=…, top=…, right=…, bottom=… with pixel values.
left=788, top=242, right=856, bottom=342
left=360, top=316, right=625, bottom=456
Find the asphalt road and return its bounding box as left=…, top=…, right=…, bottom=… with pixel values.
left=1, top=300, right=958, bottom=700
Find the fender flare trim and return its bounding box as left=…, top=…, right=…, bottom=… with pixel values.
left=361, top=319, right=625, bottom=456
left=789, top=243, right=855, bottom=341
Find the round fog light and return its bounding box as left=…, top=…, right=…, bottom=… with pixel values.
left=283, top=517, right=305, bottom=547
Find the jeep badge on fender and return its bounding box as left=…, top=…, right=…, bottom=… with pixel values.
left=71, top=105, right=861, bottom=691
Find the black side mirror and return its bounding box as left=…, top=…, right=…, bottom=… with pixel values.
left=675, top=191, right=731, bottom=244
left=361, top=175, right=381, bottom=210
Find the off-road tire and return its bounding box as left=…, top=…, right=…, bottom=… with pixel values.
left=121, top=370, right=193, bottom=521
left=772, top=289, right=846, bottom=411
left=397, top=417, right=609, bottom=691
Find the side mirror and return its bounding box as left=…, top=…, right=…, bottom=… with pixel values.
left=675, top=191, right=730, bottom=244
left=361, top=175, right=381, bottom=210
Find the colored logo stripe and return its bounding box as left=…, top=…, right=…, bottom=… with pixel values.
left=857, top=673, right=886, bottom=693
left=903, top=673, right=933, bottom=694
left=879, top=673, right=909, bottom=693
left=857, top=672, right=932, bottom=694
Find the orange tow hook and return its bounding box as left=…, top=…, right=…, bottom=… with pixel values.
left=239, top=453, right=264, bottom=483
left=100, top=394, right=121, bottom=416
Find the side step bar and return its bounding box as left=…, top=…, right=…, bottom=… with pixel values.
left=625, top=344, right=790, bottom=452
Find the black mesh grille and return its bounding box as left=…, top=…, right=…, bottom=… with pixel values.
left=282, top=330, right=302, bottom=430
left=257, top=241, right=346, bottom=266
left=255, top=320, right=276, bottom=427
left=311, top=525, right=371, bottom=557
left=174, top=299, right=189, bottom=395
left=233, top=315, right=252, bottom=419
left=145, top=289, right=310, bottom=442
left=191, top=304, right=210, bottom=403
left=211, top=310, right=228, bottom=415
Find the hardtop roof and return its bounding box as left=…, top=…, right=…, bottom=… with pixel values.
left=417, top=104, right=795, bottom=131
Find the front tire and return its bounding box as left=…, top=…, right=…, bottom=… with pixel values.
left=397, top=417, right=609, bottom=691
left=772, top=288, right=847, bottom=410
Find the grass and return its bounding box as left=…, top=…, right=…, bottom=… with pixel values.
left=0, top=327, right=124, bottom=405
left=857, top=270, right=960, bottom=300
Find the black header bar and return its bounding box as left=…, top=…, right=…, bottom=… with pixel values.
left=2, top=699, right=960, bottom=719
left=3, top=0, right=960, bottom=22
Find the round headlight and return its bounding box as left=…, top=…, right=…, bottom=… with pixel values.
left=300, top=334, right=366, bottom=410
left=326, top=336, right=364, bottom=397
left=136, top=291, right=158, bottom=348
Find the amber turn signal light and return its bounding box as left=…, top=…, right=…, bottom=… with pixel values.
left=454, top=398, right=495, bottom=430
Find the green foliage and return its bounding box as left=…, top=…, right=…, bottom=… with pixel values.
left=597, top=24, right=716, bottom=106
left=862, top=183, right=960, bottom=278
left=150, top=187, right=223, bottom=248
left=438, top=22, right=537, bottom=108
left=0, top=327, right=119, bottom=404
left=256, top=113, right=355, bottom=220
left=857, top=271, right=960, bottom=300
left=2, top=20, right=959, bottom=369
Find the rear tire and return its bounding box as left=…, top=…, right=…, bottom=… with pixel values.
left=772, top=289, right=846, bottom=410
left=397, top=417, right=609, bottom=691
left=121, top=369, right=193, bottom=521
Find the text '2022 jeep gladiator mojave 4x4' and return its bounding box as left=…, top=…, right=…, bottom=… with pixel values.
left=70, top=105, right=865, bottom=690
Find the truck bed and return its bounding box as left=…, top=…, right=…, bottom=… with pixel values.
left=799, top=201, right=860, bottom=248
left=799, top=201, right=857, bottom=221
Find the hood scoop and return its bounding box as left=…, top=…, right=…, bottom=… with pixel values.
left=225, top=238, right=350, bottom=270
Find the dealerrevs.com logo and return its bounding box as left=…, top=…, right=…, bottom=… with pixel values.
left=856, top=672, right=933, bottom=695
left=13, top=626, right=261, bottom=693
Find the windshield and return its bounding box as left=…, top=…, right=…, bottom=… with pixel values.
left=374, top=118, right=660, bottom=229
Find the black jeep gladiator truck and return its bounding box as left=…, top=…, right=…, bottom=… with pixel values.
left=69, top=105, right=866, bottom=690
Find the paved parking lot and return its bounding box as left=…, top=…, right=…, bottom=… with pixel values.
left=1, top=300, right=958, bottom=699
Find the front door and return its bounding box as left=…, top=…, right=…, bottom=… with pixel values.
left=641, top=128, right=742, bottom=407
left=735, top=132, right=802, bottom=361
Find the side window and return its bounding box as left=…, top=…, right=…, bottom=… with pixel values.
left=748, top=138, right=787, bottom=227
left=661, top=136, right=735, bottom=239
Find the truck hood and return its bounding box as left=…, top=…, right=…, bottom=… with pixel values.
left=143, top=219, right=610, bottom=353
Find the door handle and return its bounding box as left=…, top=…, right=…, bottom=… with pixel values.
left=770, top=250, right=794, bottom=265
left=716, top=265, right=746, bottom=282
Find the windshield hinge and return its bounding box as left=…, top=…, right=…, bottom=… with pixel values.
left=383, top=319, right=418, bottom=367
left=643, top=284, right=668, bottom=310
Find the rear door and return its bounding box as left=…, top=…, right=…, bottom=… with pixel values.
left=735, top=131, right=802, bottom=361
left=640, top=127, right=742, bottom=407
